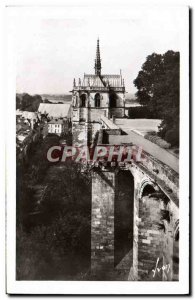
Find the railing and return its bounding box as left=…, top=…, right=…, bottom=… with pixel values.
left=73, top=86, right=125, bottom=92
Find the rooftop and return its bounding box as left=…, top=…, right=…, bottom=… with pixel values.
left=73, top=39, right=125, bottom=90
left=48, top=119, right=64, bottom=124
left=83, top=74, right=124, bottom=88
left=38, top=103, right=71, bottom=118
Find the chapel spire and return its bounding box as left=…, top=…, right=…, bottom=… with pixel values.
left=94, top=38, right=101, bottom=75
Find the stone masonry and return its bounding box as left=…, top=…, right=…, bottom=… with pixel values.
left=91, top=161, right=179, bottom=281
left=91, top=169, right=115, bottom=278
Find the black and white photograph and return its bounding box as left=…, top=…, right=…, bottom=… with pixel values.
left=5, top=1, right=189, bottom=295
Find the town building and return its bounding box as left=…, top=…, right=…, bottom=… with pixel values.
left=48, top=119, right=65, bottom=135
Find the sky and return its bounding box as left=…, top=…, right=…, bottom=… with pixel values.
left=12, top=5, right=183, bottom=95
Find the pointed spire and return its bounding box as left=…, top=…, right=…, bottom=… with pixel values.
left=73, top=78, right=76, bottom=87
left=94, top=38, right=101, bottom=75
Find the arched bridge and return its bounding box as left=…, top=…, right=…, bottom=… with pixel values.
left=90, top=117, right=179, bottom=281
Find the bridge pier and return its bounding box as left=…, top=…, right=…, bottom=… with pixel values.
left=91, top=167, right=135, bottom=279
left=91, top=169, right=115, bottom=278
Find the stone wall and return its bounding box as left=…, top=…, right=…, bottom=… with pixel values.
left=137, top=194, right=172, bottom=281
left=110, top=107, right=125, bottom=118
left=141, top=152, right=179, bottom=201
left=89, top=108, right=108, bottom=121
left=128, top=165, right=179, bottom=281
left=72, top=122, right=88, bottom=146
left=89, top=91, right=110, bottom=107
left=90, top=163, right=179, bottom=281
left=91, top=170, right=115, bottom=278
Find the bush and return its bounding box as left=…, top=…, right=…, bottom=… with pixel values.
left=156, top=139, right=171, bottom=149
left=16, top=93, right=43, bottom=112
left=149, top=131, right=156, bottom=136
left=145, top=134, right=171, bottom=149
left=16, top=211, right=91, bottom=280
left=174, top=149, right=179, bottom=154
left=17, top=151, right=92, bottom=279
left=165, top=129, right=179, bottom=147
left=128, top=106, right=155, bottom=119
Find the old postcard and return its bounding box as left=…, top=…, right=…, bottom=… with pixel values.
left=6, top=2, right=189, bottom=295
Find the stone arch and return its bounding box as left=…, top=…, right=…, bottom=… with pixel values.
left=80, top=93, right=87, bottom=107
left=139, top=178, right=158, bottom=199
left=94, top=93, right=101, bottom=108
left=137, top=180, right=175, bottom=281
left=138, top=185, right=164, bottom=280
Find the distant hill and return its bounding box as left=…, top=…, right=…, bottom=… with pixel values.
left=17, top=92, right=136, bottom=107
left=41, top=94, right=72, bottom=103
left=41, top=93, right=136, bottom=103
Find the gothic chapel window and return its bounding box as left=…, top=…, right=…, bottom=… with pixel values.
left=80, top=94, right=87, bottom=107
left=95, top=93, right=101, bottom=107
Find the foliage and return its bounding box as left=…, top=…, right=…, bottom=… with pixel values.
left=144, top=133, right=171, bottom=149
left=16, top=134, right=61, bottom=224
left=16, top=212, right=90, bottom=280
left=134, top=51, right=179, bottom=146
left=164, top=128, right=179, bottom=146
left=127, top=106, right=154, bottom=118
left=16, top=133, right=92, bottom=280
left=16, top=93, right=43, bottom=111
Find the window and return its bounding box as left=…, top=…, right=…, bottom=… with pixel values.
left=109, top=90, right=117, bottom=108
left=80, top=94, right=87, bottom=107
left=95, top=93, right=101, bottom=108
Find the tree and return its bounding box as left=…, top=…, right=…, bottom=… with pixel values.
left=16, top=95, right=21, bottom=109
left=134, top=51, right=180, bottom=146
left=134, top=53, right=164, bottom=107
left=16, top=93, right=43, bottom=111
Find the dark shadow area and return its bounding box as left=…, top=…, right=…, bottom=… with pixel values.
left=16, top=133, right=91, bottom=280
left=80, top=93, right=87, bottom=107
left=94, top=93, right=101, bottom=107
left=109, top=89, right=117, bottom=108
left=173, top=225, right=179, bottom=281
left=114, top=170, right=134, bottom=267
left=142, top=184, right=156, bottom=197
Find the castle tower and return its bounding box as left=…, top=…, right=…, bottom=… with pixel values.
left=71, top=39, right=125, bottom=146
